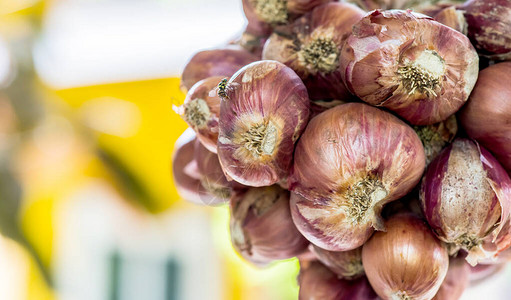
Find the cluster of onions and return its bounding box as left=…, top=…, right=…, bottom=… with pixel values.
left=263, top=2, right=365, bottom=100
left=172, top=0, right=511, bottom=298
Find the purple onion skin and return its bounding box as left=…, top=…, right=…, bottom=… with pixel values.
left=433, top=256, right=470, bottom=300
left=420, top=138, right=511, bottom=265
left=262, top=2, right=365, bottom=100
left=180, top=48, right=258, bottom=92
left=298, top=261, right=379, bottom=300
left=289, top=103, right=425, bottom=251
left=194, top=140, right=244, bottom=201
left=462, top=0, right=511, bottom=59
left=172, top=130, right=227, bottom=205
left=340, top=10, right=479, bottom=125
left=230, top=186, right=309, bottom=265
left=460, top=62, right=511, bottom=173
left=311, top=244, right=364, bottom=280
left=218, top=60, right=310, bottom=187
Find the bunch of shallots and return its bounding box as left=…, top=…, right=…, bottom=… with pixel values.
left=173, top=0, right=511, bottom=299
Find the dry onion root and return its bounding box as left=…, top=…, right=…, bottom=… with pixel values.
left=175, top=76, right=224, bottom=153
left=362, top=213, right=449, bottom=300
left=230, top=185, right=308, bottom=264
left=420, top=138, right=511, bottom=265
left=340, top=9, right=479, bottom=125
left=298, top=260, right=378, bottom=300
left=217, top=60, right=310, bottom=187
left=413, top=115, right=457, bottom=166
left=263, top=2, right=365, bottom=100
left=289, top=103, right=425, bottom=251
left=243, top=0, right=334, bottom=28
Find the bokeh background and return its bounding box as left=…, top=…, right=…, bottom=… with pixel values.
left=0, top=0, right=509, bottom=299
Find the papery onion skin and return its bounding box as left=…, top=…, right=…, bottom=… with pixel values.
left=230, top=185, right=309, bottom=264
left=362, top=213, right=449, bottom=300
left=218, top=60, right=310, bottom=187
left=194, top=140, right=241, bottom=203
left=434, top=6, right=468, bottom=34
left=289, top=103, right=425, bottom=251
left=420, top=138, right=511, bottom=265
left=311, top=245, right=364, bottom=280
left=460, top=62, right=511, bottom=173
left=462, top=0, right=511, bottom=59
left=180, top=48, right=258, bottom=92
left=413, top=114, right=457, bottom=166
left=172, top=129, right=226, bottom=205
left=263, top=2, right=365, bottom=100
left=298, top=260, right=379, bottom=300
left=175, top=76, right=224, bottom=153
left=340, top=10, right=479, bottom=125
left=432, top=256, right=470, bottom=300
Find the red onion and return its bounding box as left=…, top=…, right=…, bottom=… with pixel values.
left=298, top=260, right=379, bottom=300
left=263, top=2, right=365, bottom=100
left=362, top=213, right=449, bottom=300
left=230, top=185, right=309, bottom=264
left=175, top=76, right=224, bottom=153
left=340, top=10, right=479, bottom=125
left=462, top=0, right=511, bottom=60
left=289, top=103, right=425, bottom=251
left=310, top=245, right=364, bottom=280
left=413, top=115, right=458, bottom=166
left=420, top=138, right=511, bottom=265
left=180, top=47, right=258, bottom=92
left=217, top=60, right=310, bottom=187
left=460, top=62, right=511, bottom=173
left=432, top=256, right=470, bottom=300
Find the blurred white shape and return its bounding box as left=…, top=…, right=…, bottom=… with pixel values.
left=0, top=237, right=28, bottom=300
left=81, top=97, right=142, bottom=137
left=54, top=180, right=223, bottom=300
left=0, top=37, right=14, bottom=88
left=34, top=0, right=245, bottom=89
left=461, top=264, right=511, bottom=300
